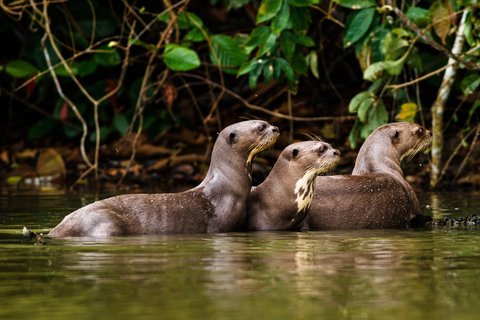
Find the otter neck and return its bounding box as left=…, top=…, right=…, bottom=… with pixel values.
left=353, top=135, right=420, bottom=217
left=257, top=162, right=315, bottom=229
left=197, top=139, right=252, bottom=220
left=353, top=136, right=403, bottom=180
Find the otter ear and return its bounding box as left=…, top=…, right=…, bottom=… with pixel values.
left=228, top=132, right=237, bottom=145
left=292, top=148, right=299, bottom=158
left=391, top=130, right=400, bottom=142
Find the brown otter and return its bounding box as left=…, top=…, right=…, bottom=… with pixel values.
left=49, top=120, right=279, bottom=237
left=306, top=122, right=432, bottom=230
left=247, top=141, right=340, bottom=231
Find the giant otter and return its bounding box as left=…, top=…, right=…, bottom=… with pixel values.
left=306, top=122, right=432, bottom=230
left=49, top=120, right=279, bottom=237
left=247, top=141, right=340, bottom=231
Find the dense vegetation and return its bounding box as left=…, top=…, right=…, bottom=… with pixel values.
left=0, top=0, right=479, bottom=189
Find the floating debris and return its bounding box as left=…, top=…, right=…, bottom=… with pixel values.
left=426, top=215, right=480, bottom=228
left=22, top=226, right=46, bottom=245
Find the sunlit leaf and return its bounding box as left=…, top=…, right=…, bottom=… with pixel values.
left=163, top=44, right=201, bottom=71
left=257, top=0, right=283, bottom=24
left=306, top=51, right=319, bottom=78
left=357, top=96, right=375, bottom=122
left=395, top=102, right=417, bottom=122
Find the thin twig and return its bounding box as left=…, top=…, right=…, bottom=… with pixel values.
left=179, top=73, right=356, bottom=122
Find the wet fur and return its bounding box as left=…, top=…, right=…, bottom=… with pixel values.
left=49, top=120, right=279, bottom=237
left=307, top=122, right=432, bottom=230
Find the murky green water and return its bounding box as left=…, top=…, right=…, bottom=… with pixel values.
left=1, top=190, right=480, bottom=320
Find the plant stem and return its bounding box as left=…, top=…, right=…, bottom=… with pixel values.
left=430, top=9, right=469, bottom=188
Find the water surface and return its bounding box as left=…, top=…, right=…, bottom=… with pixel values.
left=1, top=191, right=480, bottom=320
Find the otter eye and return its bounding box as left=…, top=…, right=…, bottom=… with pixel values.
left=416, top=128, right=423, bottom=136
left=292, top=148, right=299, bottom=158
left=229, top=132, right=236, bottom=144
left=318, top=144, right=327, bottom=154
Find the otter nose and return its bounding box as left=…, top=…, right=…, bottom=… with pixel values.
left=271, top=126, right=279, bottom=133
left=333, top=149, right=340, bottom=156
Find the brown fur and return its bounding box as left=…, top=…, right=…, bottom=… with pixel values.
left=306, top=122, right=432, bottom=230
left=247, top=141, right=340, bottom=231
left=49, top=120, right=279, bottom=237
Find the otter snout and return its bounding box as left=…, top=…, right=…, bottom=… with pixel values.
left=332, top=149, right=340, bottom=157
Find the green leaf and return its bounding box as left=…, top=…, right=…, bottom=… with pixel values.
left=306, top=51, right=319, bottom=78
left=364, top=61, right=387, bottom=80
left=467, top=100, right=480, bottom=125
left=369, top=99, right=388, bottom=127
left=343, top=8, right=376, bottom=48
left=184, top=28, right=206, bottom=42
left=163, top=44, right=201, bottom=71
left=55, top=63, right=80, bottom=77
left=357, top=96, right=375, bottom=122
left=288, top=0, right=319, bottom=6
left=289, top=6, right=311, bottom=31
left=248, top=60, right=267, bottom=88
left=93, top=45, right=121, bottom=66
left=271, top=0, right=290, bottom=35
left=290, top=50, right=307, bottom=75
left=210, top=35, right=248, bottom=73
left=292, top=34, right=315, bottom=47
left=75, top=60, right=97, bottom=77
left=259, top=33, right=278, bottom=56
left=406, top=7, right=430, bottom=26
left=257, top=0, right=283, bottom=24
left=333, top=0, right=376, bottom=10
left=28, top=118, right=55, bottom=140
left=384, top=28, right=410, bottom=61
left=280, top=31, right=297, bottom=61
left=276, top=57, right=295, bottom=86
left=348, top=91, right=372, bottom=113
left=5, top=60, right=38, bottom=78
left=245, top=26, right=271, bottom=52
left=461, top=74, right=480, bottom=96
left=238, top=59, right=261, bottom=76
left=113, top=113, right=129, bottom=136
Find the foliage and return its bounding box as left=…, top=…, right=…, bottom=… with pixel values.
left=0, top=0, right=479, bottom=184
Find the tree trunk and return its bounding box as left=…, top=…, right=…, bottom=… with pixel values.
left=430, top=9, right=469, bottom=188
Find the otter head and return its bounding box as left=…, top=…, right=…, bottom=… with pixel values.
left=217, top=120, right=279, bottom=169
left=281, top=141, right=341, bottom=219
left=378, top=122, right=432, bottom=161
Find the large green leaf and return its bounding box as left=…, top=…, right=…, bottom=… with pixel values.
left=343, top=8, right=376, bottom=48
left=5, top=60, right=38, bottom=78
left=357, top=96, right=375, bottom=122
left=210, top=35, right=248, bottom=73
left=163, top=44, right=201, bottom=71
left=259, top=33, right=278, bottom=56
left=257, top=0, right=283, bottom=24
left=245, top=26, right=271, bottom=52
left=276, top=58, right=295, bottom=85
left=333, top=0, right=376, bottom=9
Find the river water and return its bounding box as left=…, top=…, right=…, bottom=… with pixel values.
left=1, top=190, right=480, bottom=320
